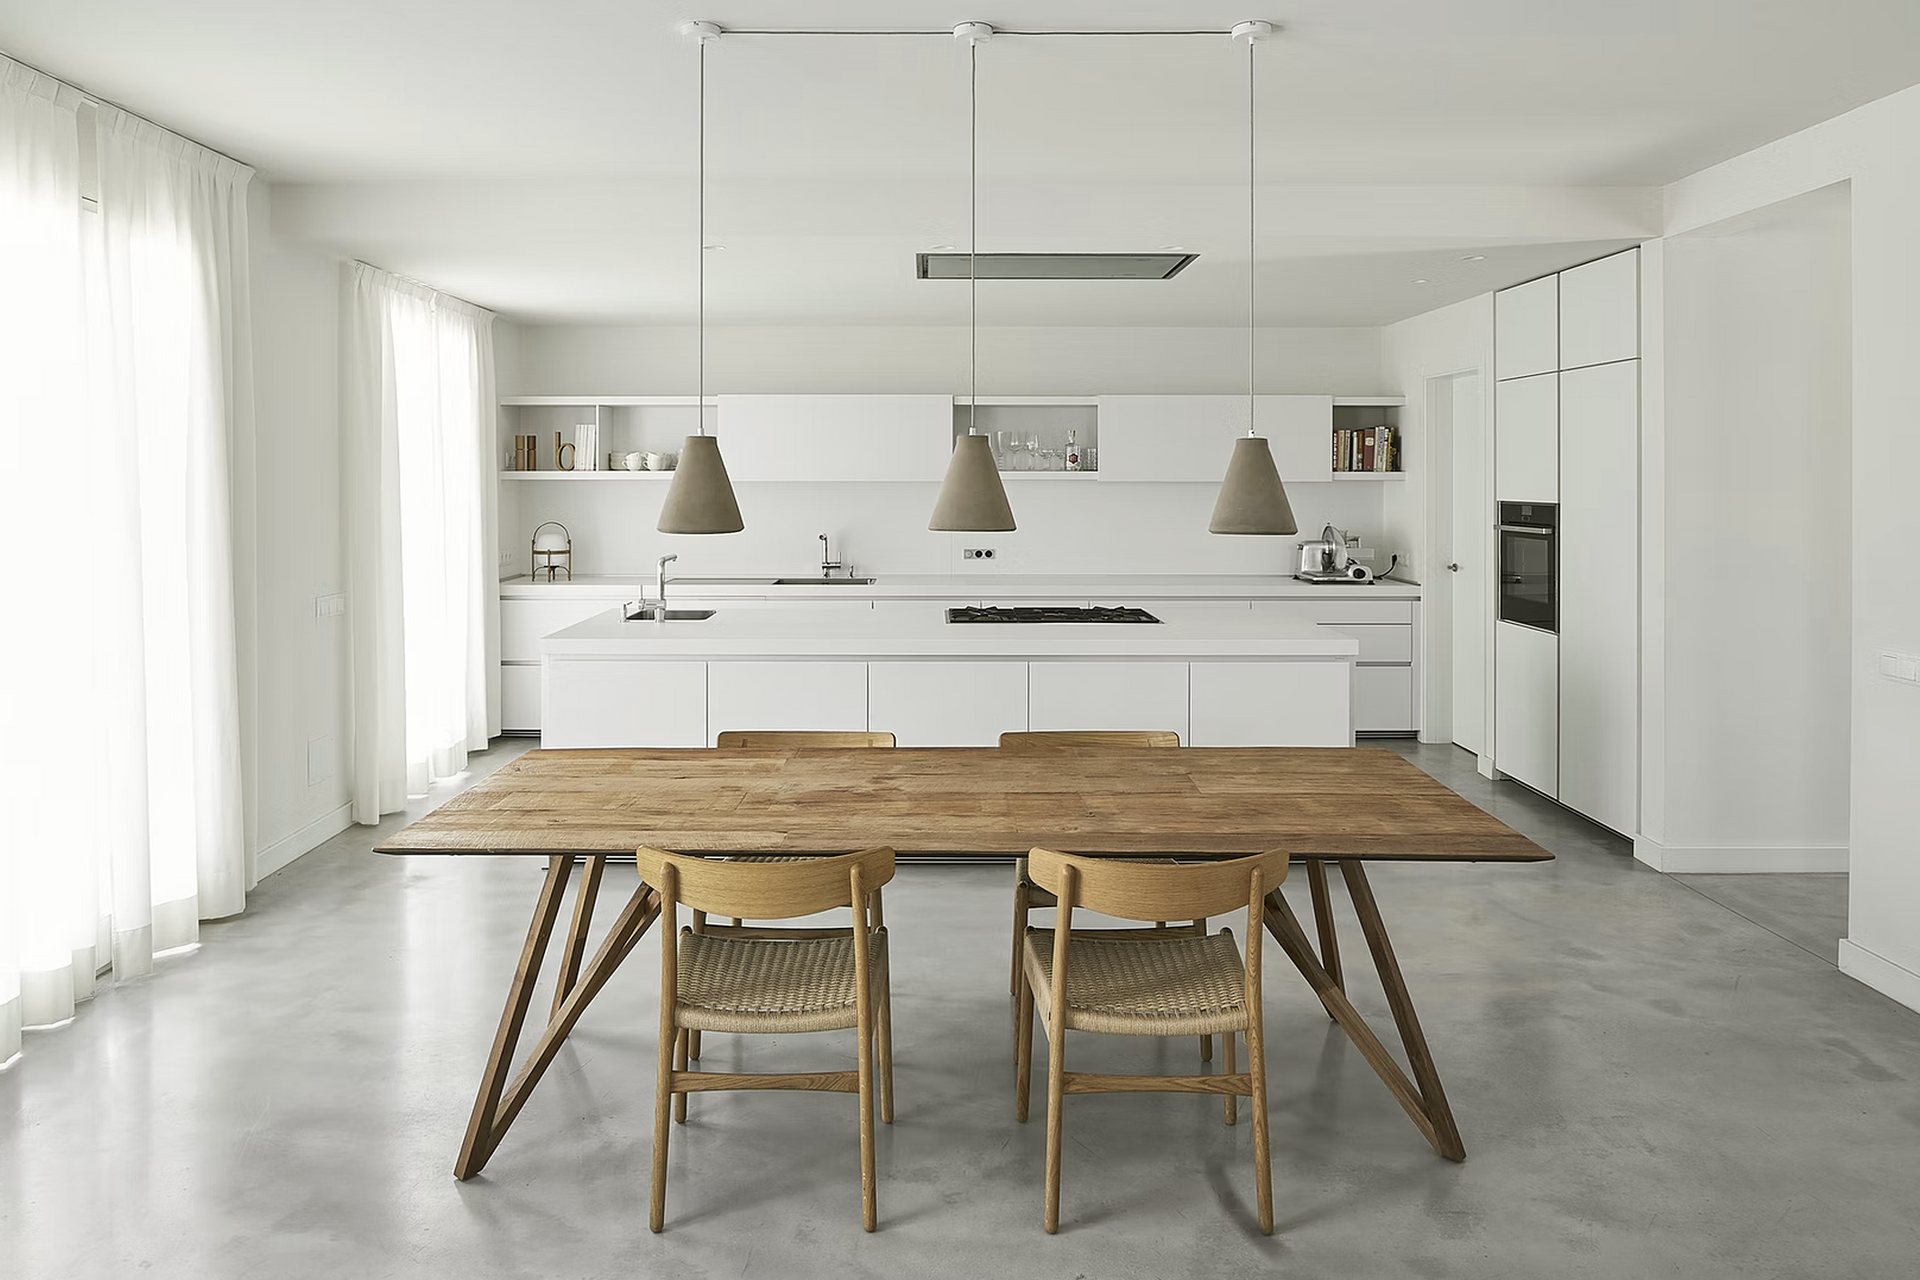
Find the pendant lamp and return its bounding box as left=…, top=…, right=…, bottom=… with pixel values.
left=659, top=21, right=744, bottom=535
left=929, top=22, right=1016, bottom=533
left=1209, top=21, right=1297, bottom=537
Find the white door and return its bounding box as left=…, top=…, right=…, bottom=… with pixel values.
left=1448, top=373, right=1487, bottom=755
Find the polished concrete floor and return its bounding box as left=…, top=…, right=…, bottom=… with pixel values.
left=3, top=740, right=1917, bottom=1280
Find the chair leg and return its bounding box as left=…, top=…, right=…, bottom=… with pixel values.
left=856, top=990, right=877, bottom=1231
left=1009, top=871, right=1030, bottom=996
left=1223, top=1030, right=1238, bottom=1126
left=1043, top=1027, right=1067, bottom=1233
left=1249, top=1015, right=1274, bottom=1236
left=877, top=963, right=895, bottom=1126
left=649, top=1018, right=676, bottom=1233
left=672, top=1029, right=689, bottom=1124
left=1015, top=961, right=1035, bottom=1123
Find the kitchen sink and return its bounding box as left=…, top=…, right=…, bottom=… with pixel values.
left=771, top=577, right=877, bottom=585
left=623, top=605, right=716, bottom=621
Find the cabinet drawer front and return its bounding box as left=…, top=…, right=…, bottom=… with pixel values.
left=1250, top=599, right=1415, bottom=625
left=1190, top=662, right=1352, bottom=747
left=868, top=661, right=1028, bottom=746
left=708, top=661, right=869, bottom=739
left=543, top=658, right=707, bottom=748
left=1320, top=623, right=1414, bottom=664
left=1028, top=661, right=1189, bottom=741
left=1354, top=665, right=1416, bottom=733
left=503, top=598, right=626, bottom=661
left=501, top=664, right=543, bottom=732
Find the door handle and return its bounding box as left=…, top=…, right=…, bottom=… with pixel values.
left=1447, top=562, right=1460, bottom=572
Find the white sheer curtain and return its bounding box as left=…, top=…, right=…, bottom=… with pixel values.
left=342, top=263, right=496, bottom=821
left=0, top=57, right=254, bottom=1064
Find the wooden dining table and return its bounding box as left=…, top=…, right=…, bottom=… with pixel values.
left=375, top=745, right=1552, bottom=1180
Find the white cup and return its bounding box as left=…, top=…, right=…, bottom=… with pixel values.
left=644, top=452, right=666, bottom=471
left=626, top=451, right=647, bottom=471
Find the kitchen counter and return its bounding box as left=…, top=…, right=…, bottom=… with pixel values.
left=502, top=572, right=1421, bottom=601
left=542, top=604, right=1361, bottom=660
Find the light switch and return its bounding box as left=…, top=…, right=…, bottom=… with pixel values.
left=1880, top=651, right=1920, bottom=685
left=315, top=593, right=346, bottom=618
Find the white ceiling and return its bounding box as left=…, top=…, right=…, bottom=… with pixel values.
left=4, top=0, right=1916, bottom=326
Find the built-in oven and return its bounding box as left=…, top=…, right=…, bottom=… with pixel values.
left=1498, top=501, right=1558, bottom=633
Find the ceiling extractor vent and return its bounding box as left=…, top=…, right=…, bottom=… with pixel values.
left=916, top=252, right=1198, bottom=280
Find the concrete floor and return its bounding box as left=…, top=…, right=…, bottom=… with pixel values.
left=3, top=741, right=1917, bottom=1280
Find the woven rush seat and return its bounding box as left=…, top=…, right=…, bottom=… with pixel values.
left=1023, top=929, right=1248, bottom=1036
left=676, top=930, right=889, bottom=1034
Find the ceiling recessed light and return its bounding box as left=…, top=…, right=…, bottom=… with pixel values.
left=1412, top=278, right=1431, bottom=285
left=703, top=243, right=726, bottom=251
left=1460, top=254, right=1487, bottom=262
left=1159, top=244, right=1186, bottom=252
left=929, top=244, right=957, bottom=252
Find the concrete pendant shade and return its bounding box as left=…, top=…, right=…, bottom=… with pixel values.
left=1208, top=435, right=1298, bottom=535
left=656, top=434, right=744, bottom=533
left=928, top=434, right=1016, bottom=531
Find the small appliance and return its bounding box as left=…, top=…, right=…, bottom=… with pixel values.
left=1294, top=523, right=1375, bottom=583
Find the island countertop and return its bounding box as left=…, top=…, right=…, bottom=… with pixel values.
left=541, top=604, right=1361, bottom=660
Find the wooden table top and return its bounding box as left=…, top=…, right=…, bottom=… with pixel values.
left=376, top=747, right=1551, bottom=863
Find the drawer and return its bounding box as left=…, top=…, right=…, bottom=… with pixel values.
left=501, top=597, right=628, bottom=661
left=1320, top=623, right=1414, bottom=664
left=1251, top=599, right=1416, bottom=625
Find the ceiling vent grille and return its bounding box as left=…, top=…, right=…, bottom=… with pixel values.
left=916, top=252, right=1197, bottom=280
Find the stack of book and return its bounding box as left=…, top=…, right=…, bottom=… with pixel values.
left=1332, top=425, right=1398, bottom=472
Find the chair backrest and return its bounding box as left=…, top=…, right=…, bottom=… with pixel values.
left=997, top=730, right=1180, bottom=750
left=1023, top=846, right=1290, bottom=923
left=716, top=730, right=897, bottom=749
left=637, top=845, right=896, bottom=920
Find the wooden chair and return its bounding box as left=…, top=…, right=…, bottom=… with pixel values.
left=1015, top=846, right=1291, bottom=1235
left=998, top=730, right=1187, bottom=998
left=637, top=844, right=896, bottom=1233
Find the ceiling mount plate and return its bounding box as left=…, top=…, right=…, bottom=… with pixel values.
left=1231, top=20, right=1274, bottom=44
left=680, top=20, right=721, bottom=43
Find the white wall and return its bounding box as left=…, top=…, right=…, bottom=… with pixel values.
left=1659, top=85, right=1920, bottom=1009
left=246, top=181, right=353, bottom=877
left=501, top=323, right=1394, bottom=578
left=1646, top=189, right=1852, bottom=865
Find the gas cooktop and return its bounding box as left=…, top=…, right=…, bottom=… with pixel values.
left=945, top=605, right=1163, bottom=624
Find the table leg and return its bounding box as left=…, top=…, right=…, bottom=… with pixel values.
left=1305, top=859, right=1344, bottom=1002
left=1264, top=876, right=1465, bottom=1162
left=455, top=858, right=661, bottom=1180
left=552, top=855, right=607, bottom=1018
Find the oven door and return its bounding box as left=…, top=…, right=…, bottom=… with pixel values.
left=1498, top=522, right=1557, bottom=632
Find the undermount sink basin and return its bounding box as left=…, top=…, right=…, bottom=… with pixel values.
left=771, top=577, right=877, bottom=585
left=623, top=606, right=716, bottom=621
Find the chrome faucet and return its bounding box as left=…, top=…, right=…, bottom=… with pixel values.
left=656, top=554, right=678, bottom=612
left=818, top=534, right=842, bottom=578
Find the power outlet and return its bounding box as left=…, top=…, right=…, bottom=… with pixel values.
left=499, top=549, right=516, bottom=575
left=962, top=547, right=996, bottom=560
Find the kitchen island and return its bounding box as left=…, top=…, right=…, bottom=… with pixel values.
left=540, top=604, right=1360, bottom=748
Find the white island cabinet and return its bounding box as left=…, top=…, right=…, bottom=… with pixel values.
left=540, top=607, right=1359, bottom=750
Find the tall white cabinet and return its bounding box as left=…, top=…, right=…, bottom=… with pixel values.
left=1493, top=248, right=1639, bottom=834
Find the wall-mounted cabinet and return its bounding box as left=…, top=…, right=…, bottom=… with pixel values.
left=717, top=394, right=953, bottom=482
left=950, top=400, right=1101, bottom=477
left=1095, top=394, right=1335, bottom=483
left=499, top=397, right=711, bottom=478
left=1495, top=275, right=1559, bottom=379
left=1558, top=251, right=1640, bottom=371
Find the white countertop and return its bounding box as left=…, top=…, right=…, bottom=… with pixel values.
left=542, top=604, right=1361, bottom=660
left=503, top=572, right=1421, bottom=601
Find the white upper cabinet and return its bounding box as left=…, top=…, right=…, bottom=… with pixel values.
left=1558, top=250, right=1640, bottom=370
left=1495, top=275, right=1559, bottom=380
left=1096, top=394, right=1331, bottom=483
left=1495, top=372, right=1559, bottom=502
left=716, top=395, right=953, bottom=482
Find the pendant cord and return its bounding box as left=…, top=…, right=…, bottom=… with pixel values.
left=969, top=39, right=978, bottom=436
left=1247, top=34, right=1256, bottom=432
left=698, top=38, right=707, bottom=434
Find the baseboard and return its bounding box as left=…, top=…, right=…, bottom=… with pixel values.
left=254, top=802, right=354, bottom=880
left=1839, top=939, right=1920, bottom=1015
left=1634, top=838, right=1848, bottom=874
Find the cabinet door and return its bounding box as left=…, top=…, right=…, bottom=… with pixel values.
left=501, top=664, right=543, bottom=733
left=1028, top=660, right=1189, bottom=741
left=1353, top=665, right=1416, bottom=734
left=543, top=659, right=707, bottom=748
left=868, top=661, right=1027, bottom=746
left=501, top=597, right=627, bottom=662
left=1255, top=395, right=1334, bottom=484
left=707, top=661, right=868, bottom=739
left=1190, top=662, right=1352, bottom=746
left=1495, top=372, right=1558, bottom=502
left=1095, top=395, right=1249, bottom=482
left=716, top=395, right=952, bottom=482
left=1495, top=275, right=1558, bottom=380
left=1558, top=250, right=1639, bottom=370
left=1494, top=621, right=1557, bottom=797
left=1558, top=359, right=1638, bottom=834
